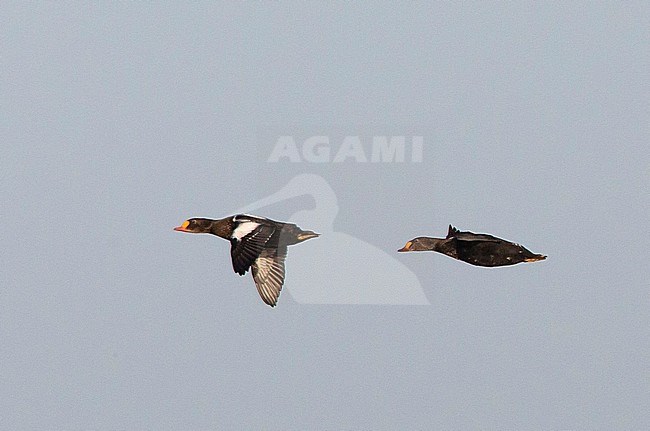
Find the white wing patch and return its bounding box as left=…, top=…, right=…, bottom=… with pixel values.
left=232, top=221, right=260, bottom=240
left=235, top=213, right=267, bottom=221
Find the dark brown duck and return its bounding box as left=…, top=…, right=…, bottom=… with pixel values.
left=174, top=214, right=319, bottom=307
left=398, top=225, right=546, bottom=267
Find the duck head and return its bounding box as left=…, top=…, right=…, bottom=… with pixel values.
left=174, top=218, right=215, bottom=234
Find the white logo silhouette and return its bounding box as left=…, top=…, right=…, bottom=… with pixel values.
left=237, top=174, right=429, bottom=305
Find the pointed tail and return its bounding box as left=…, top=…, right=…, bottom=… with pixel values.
left=524, top=254, right=547, bottom=262
left=297, top=230, right=320, bottom=242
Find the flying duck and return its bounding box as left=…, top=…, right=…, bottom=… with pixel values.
left=174, top=214, right=319, bottom=307
left=398, top=225, right=546, bottom=267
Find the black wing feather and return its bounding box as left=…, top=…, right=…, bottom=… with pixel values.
left=230, top=224, right=276, bottom=275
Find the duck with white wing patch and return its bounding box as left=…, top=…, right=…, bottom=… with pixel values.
left=174, top=214, right=319, bottom=307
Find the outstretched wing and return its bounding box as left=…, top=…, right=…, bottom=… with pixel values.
left=251, top=247, right=287, bottom=307
left=447, top=225, right=503, bottom=243
left=230, top=221, right=276, bottom=275
left=454, top=233, right=503, bottom=243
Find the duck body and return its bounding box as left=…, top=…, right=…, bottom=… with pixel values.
left=398, top=225, right=546, bottom=267
left=174, top=214, right=319, bottom=307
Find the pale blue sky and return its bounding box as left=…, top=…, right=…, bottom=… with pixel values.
left=2, top=2, right=649, bottom=429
